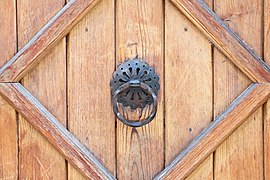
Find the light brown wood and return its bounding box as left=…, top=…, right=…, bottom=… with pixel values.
left=0, top=0, right=17, bottom=67
left=0, top=0, right=100, bottom=82
left=116, top=0, right=164, bottom=179
left=265, top=102, right=270, bottom=180
left=0, top=83, right=115, bottom=179
left=186, top=1, right=214, bottom=179
left=0, top=1, right=17, bottom=179
left=264, top=0, right=270, bottom=178
left=165, top=1, right=212, bottom=180
left=170, top=0, right=270, bottom=83
left=0, top=1, right=269, bottom=179
left=155, top=83, right=270, bottom=179
left=0, top=96, right=17, bottom=179
left=68, top=0, right=115, bottom=179
left=186, top=155, right=213, bottom=180
left=17, top=1, right=67, bottom=178
left=19, top=43, right=67, bottom=178
left=214, top=0, right=263, bottom=179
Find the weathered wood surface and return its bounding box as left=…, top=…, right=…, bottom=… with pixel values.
left=0, top=1, right=18, bottom=179
left=17, top=0, right=67, bottom=178
left=155, top=83, right=270, bottom=179
left=265, top=102, right=270, bottom=179
left=214, top=0, right=264, bottom=179
left=0, top=0, right=100, bottom=82
left=0, top=0, right=270, bottom=179
left=264, top=0, right=270, bottom=178
left=116, top=0, right=164, bottom=179
left=0, top=83, right=115, bottom=180
left=186, top=1, right=214, bottom=179
left=165, top=0, right=213, bottom=180
left=68, top=0, right=115, bottom=179
left=170, top=0, right=270, bottom=83
left=186, top=156, right=213, bottom=180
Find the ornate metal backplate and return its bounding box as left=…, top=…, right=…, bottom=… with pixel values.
left=110, top=58, right=160, bottom=127
left=110, top=58, right=160, bottom=109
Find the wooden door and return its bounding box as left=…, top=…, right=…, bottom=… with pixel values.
left=0, top=0, right=270, bottom=179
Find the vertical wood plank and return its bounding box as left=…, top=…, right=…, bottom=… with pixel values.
left=265, top=104, right=270, bottom=177
left=165, top=0, right=213, bottom=179
left=264, top=0, right=270, bottom=178
left=0, top=1, right=17, bottom=179
left=18, top=0, right=67, bottom=179
left=186, top=155, right=213, bottom=180
left=185, top=1, right=213, bottom=179
left=0, top=0, right=17, bottom=67
left=214, top=0, right=263, bottom=179
left=68, top=1, right=115, bottom=179
left=116, top=0, right=164, bottom=179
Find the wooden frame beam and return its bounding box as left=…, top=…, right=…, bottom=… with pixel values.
left=0, top=83, right=115, bottom=180
left=170, top=0, right=270, bottom=83
left=154, top=83, right=270, bottom=179
left=0, top=0, right=100, bottom=82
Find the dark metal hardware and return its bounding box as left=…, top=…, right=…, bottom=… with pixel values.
left=110, top=57, right=160, bottom=127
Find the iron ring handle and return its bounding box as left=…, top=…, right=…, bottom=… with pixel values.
left=112, top=82, right=157, bottom=127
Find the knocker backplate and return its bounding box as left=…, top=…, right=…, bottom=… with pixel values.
left=110, top=58, right=160, bottom=109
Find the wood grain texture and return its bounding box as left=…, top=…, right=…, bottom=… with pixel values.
left=170, top=0, right=270, bottom=83
left=155, top=83, right=270, bottom=179
left=0, top=0, right=17, bottom=67
left=17, top=0, right=67, bottom=178
left=165, top=0, right=213, bottom=179
left=68, top=0, right=115, bottom=179
left=214, top=0, right=263, bottom=179
left=0, top=0, right=100, bottom=82
left=116, top=0, right=164, bottom=179
left=0, top=1, right=17, bottom=179
left=265, top=102, right=270, bottom=180
left=186, top=155, right=213, bottom=180
left=264, top=0, right=270, bottom=178
left=0, top=83, right=115, bottom=179
left=19, top=43, right=67, bottom=179
left=0, top=95, right=17, bottom=180
left=186, top=1, right=214, bottom=179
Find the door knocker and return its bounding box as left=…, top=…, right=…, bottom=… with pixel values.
left=110, top=57, right=160, bottom=127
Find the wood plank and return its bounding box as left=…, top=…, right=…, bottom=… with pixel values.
left=116, top=0, right=164, bottom=179
left=0, top=83, right=115, bottom=179
left=154, top=83, right=270, bottom=179
left=165, top=0, right=212, bottom=180
left=0, top=0, right=100, bottom=82
left=170, top=0, right=270, bottom=83
left=186, top=155, right=213, bottom=180
left=265, top=103, right=270, bottom=179
left=0, top=1, right=17, bottom=179
left=17, top=0, right=67, bottom=178
left=0, top=96, right=17, bottom=179
left=214, top=0, right=263, bottom=179
left=0, top=0, right=17, bottom=67
left=67, top=0, right=115, bottom=179
left=185, top=1, right=213, bottom=179
left=19, top=44, right=67, bottom=179
left=264, top=0, right=270, bottom=178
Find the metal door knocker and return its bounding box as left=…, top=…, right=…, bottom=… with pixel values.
left=110, top=57, right=160, bottom=127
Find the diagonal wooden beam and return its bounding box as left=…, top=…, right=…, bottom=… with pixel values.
left=154, top=83, right=270, bottom=179
left=170, top=0, right=270, bottom=83
left=0, top=83, right=116, bottom=180
left=0, top=0, right=100, bottom=82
